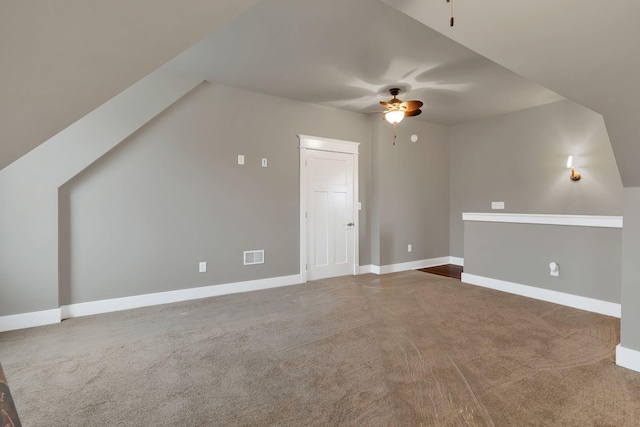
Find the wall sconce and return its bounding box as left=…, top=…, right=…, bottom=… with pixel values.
left=567, top=156, right=581, bottom=181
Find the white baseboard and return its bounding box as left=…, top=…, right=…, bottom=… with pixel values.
left=0, top=308, right=61, bottom=333
left=461, top=273, right=621, bottom=318
left=369, top=257, right=451, bottom=275
left=60, top=274, right=304, bottom=319
left=359, top=265, right=373, bottom=274
left=2, top=275, right=305, bottom=331
left=616, top=344, right=640, bottom=373
left=449, top=257, right=464, bottom=267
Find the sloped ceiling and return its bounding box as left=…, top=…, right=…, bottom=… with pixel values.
left=165, top=0, right=562, bottom=127
left=0, top=0, right=261, bottom=170
left=384, top=0, right=640, bottom=186
left=11, top=0, right=622, bottom=181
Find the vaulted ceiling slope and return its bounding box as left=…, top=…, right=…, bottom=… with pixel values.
left=165, top=0, right=562, bottom=127
left=0, top=0, right=261, bottom=170
left=2, top=0, right=564, bottom=172
left=384, top=0, right=640, bottom=187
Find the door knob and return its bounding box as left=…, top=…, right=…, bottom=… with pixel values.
left=347, top=222, right=355, bottom=227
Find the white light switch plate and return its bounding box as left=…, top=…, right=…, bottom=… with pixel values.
left=238, top=155, right=245, bottom=165
left=491, top=201, right=505, bottom=210
left=262, top=158, right=267, bottom=167
left=199, top=262, right=207, bottom=273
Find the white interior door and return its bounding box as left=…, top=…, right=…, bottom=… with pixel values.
left=306, top=150, right=355, bottom=280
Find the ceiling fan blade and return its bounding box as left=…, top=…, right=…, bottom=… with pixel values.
left=364, top=110, right=386, bottom=114
left=379, top=101, right=392, bottom=108
left=400, top=100, right=423, bottom=111
left=405, top=109, right=422, bottom=117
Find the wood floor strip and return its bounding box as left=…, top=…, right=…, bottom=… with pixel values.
left=418, top=264, right=463, bottom=279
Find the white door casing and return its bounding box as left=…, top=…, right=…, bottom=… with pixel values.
left=299, top=135, right=359, bottom=282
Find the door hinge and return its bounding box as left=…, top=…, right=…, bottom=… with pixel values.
left=305, top=212, right=308, bottom=218
left=305, top=160, right=307, bottom=166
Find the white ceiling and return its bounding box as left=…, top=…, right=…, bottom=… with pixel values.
left=6, top=0, right=637, bottom=185
left=385, top=0, right=640, bottom=186
left=164, top=0, right=563, bottom=126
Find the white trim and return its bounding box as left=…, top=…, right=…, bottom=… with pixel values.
left=449, top=256, right=464, bottom=267
left=461, top=273, right=621, bottom=317
left=299, top=135, right=360, bottom=281
left=299, top=145, right=308, bottom=281
left=298, top=134, right=360, bottom=154
left=0, top=308, right=61, bottom=332
left=462, top=212, right=623, bottom=228
left=60, top=274, right=303, bottom=319
left=367, top=257, right=463, bottom=272
left=370, top=257, right=452, bottom=275
left=353, top=152, right=360, bottom=276
left=616, top=345, right=640, bottom=373
left=359, top=265, right=373, bottom=274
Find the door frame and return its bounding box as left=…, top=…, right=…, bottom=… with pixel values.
left=298, top=135, right=360, bottom=282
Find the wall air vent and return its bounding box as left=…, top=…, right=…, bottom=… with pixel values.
left=244, top=250, right=264, bottom=265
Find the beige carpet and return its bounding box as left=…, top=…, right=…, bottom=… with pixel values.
left=1, top=271, right=639, bottom=426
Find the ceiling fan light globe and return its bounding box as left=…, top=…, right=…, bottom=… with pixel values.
left=384, top=110, right=405, bottom=124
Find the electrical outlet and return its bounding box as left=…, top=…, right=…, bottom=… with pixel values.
left=491, top=201, right=505, bottom=210
left=199, top=262, right=207, bottom=273
left=549, top=262, right=559, bottom=277
left=408, top=244, right=412, bottom=252
left=238, top=155, right=245, bottom=165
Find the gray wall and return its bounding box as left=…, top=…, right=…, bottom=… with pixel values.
left=464, top=221, right=622, bottom=303
left=369, top=116, right=381, bottom=266
left=0, top=70, right=202, bottom=317
left=621, top=188, right=640, bottom=349
left=450, top=100, right=623, bottom=258
left=370, top=117, right=450, bottom=266
left=59, top=83, right=372, bottom=305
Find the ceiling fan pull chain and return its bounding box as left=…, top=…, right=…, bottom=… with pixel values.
left=393, top=123, right=397, bottom=145
left=447, top=0, right=454, bottom=26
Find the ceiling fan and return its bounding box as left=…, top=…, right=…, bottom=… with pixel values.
left=367, top=88, right=423, bottom=145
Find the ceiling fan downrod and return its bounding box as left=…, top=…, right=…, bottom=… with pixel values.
left=446, top=0, right=454, bottom=26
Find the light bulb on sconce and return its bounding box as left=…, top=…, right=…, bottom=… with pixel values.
left=567, top=155, right=581, bottom=181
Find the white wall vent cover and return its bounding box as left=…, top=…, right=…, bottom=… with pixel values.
left=244, top=250, right=264, bottom=265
